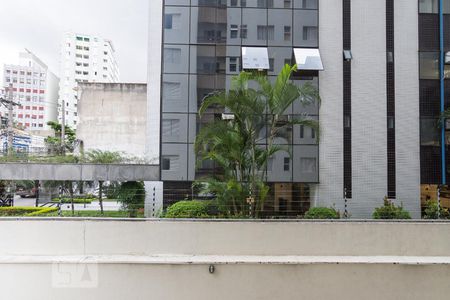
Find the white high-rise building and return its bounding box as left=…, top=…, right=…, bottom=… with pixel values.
left=58, top=32, right=120, bottom=127
left=1, top=49, right=59, bottom=132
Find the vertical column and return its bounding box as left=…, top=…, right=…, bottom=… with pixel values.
left=439, top=0, right=447, bottom=184
left=386, top=0, right=396, bottom=198
left=343, top=0, right=352, bottom=198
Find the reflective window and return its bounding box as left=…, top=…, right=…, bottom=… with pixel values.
left=419, top=0, right=439, bottom=13
left=419, top=52, right=439, bottom=80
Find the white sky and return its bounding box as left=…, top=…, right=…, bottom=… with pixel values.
left=0, top=0, right=149, bottom=85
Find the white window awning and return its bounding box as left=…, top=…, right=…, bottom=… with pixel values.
left=293, top=48, right=324, bottom=71
left=242, top=47, right=270, bottom=70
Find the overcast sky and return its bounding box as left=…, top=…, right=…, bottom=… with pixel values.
left=0, top=0, right=149, bottom=84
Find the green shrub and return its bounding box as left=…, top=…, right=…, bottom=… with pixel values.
left=165, top=201, right=211, bottom=218
left=423, top=201, right=450, bottom=219
left=116, top=181, right=146, bottom=217
left=0, top=207, right=58, bottom=217
left=373, top=197, right=411, bottom=219
left=52, top=198, right=93, bottom=204
left=304, top=207, right=340, bottom=219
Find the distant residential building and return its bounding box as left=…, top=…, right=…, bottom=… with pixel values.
left=77, top=83, right=147, bottom=158
left=1, top=49, right=59, bottom=132
left=58, top=32, right=120, bottom=128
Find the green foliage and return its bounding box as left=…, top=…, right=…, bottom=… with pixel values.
left=85, top=150, right=124, bottom=164
left=165, top=201, right=211, bottom=218
left=423, top=201, right=450, bottom=219
left=45, top=121, right=77, bottom=154
left=0, top=207, right=57, bottom=217
left=42, top=210, right=145, bottom=218
left=195, top=65, right=320, bottom=218
left=373, top=197, right=411, bottom=219
left=116, top=181, right=146, bottom=217
left=52, top=198, right=93, bottom=204
left=304, top=207, right=340, bottom=219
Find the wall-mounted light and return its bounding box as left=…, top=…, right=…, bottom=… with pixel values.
left=343, top=50, right=353, bottom=61
left=209, top=265, right=215, bottom=274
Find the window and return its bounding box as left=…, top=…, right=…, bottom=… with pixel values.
left=241, top=0, right=247, bottom=6
left=76, top=54, right=82, bottom=58
left=311, top=128, right=316, bottom=139
left=419, top=0, right=439, bottom=13
left=284, top=26, right=291, bottom=41
left=163, top=82, right=181, bottom=100
left=164, top=48, right=182, bottom=64
left=269, top=58, right=275, bottom=72
left=230, top=24, right=239, bottom=39
left=284, top=0, right=291, bottom=8
left=283, top=157, right=290, bottom=171
left=257, top=0, right=273, bottom=8
left=419, top=52, right=439, bottom=79
left=83, top=63, right=89, bottom=67
left=76, top=36, right=83, bottom=41
left=84, top=47, right=90, bottom=51
left=162, top=119, right=180, bottom=137
left=388, top=116, right=395, bottom=129
left=83, top=71, right=89, bottom=75
left=303, top=26, right=317, bottom=41
left=76, top=46, right=83, bottom=50
left=344, top=50, right=353, bottom=61
left=164, top=14, right=173, bottom=29
left=344, top=115, right=351, bottom=128
left=293, top=48, right=324, bottom=70
left=229, top=57, right=238, bottom=72
left=162, top=158, right=171, bottom=171
left=242, top=47, right=270, bottom=70
left=83, top=55, right=90, bottom=59
left=300, top=158, right=317, bottom=173
left=76, top=62, right=82, bottom=67
left=231, top=0, right=238, bottom=6
left=84, top=37, right=90, bottom=42
left=300, top=125, right=304, bottom=138
left=240, top=25, right=248, bottom=39
left=257, top=25, right=275, bottom=41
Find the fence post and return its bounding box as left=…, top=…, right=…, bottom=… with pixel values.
left=152, top=187, right=156, bottom=218
left=438, top=185, right=441, bottom=219
left=344, top=188, right=348, bottom=219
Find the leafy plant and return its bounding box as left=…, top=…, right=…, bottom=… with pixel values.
left=304, top=207, right=340, bottom=219
left=423, top=200, right=450, bottom=219
left=165, top=200, right=211, bottom=218
left=116, top=181, right=146, bottom=217
left=373, top=197, right=411, bottom=219
left=45, top=121, right=77, bottom=154
left=195, top=65, right=320, bottom=218
left=85, top=150, right=124, bottom=164
left=0, top=206, right=57, bottom=216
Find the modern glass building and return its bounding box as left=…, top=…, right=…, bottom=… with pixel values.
left=147, top=0, right=450, bottom=218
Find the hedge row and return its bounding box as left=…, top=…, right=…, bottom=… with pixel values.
left=0, top=207, right=58, bottom=217
left=52, top=198, right=93, bottom=204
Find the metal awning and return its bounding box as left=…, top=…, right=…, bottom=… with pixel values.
left=293, top=48, right=324, bottom=71
left=242, top=47, right=270, bottom=70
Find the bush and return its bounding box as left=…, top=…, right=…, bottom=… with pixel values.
left=373, top=197, right=411, bottom=219
left=116, top=181, right=146, bottom=217
left=165, top=201, right=211, bottom=218
left=423, top=201, right=450, bottom=219
left=0, top=207, right=58, bottom=217
left=52, top=198, right=93, bottom=204
left=304, top=207, right=340, bottom=219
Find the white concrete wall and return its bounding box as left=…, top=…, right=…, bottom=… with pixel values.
left=1, top=220, right=450, bottom=300
left=147, top=0, right=163, bottom=164
left=313, top=0, right=344, bottom=209
left=77, top=83, right=147, bottom=158
left=394, top=0, right=421, bottom=218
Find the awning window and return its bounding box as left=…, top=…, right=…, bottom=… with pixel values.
left=242, top=47, right=270, bottom=70
left=293, top=48, right=324, bottom=71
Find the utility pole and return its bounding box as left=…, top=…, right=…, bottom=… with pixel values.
left=7, top=84, right=14, bottom=156
left=61, top=100, right=65, bottom=155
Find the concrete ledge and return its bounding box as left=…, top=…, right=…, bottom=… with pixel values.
left=1, top=255, right=450, bottom=265
left=0, top=163, right=159, bottom=181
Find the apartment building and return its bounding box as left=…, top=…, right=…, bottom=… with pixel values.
left=58, top=32, right=120, bottom=128
left=148, top=0, right=449, bottom=218
left=1, top=50, right=59, bottom=132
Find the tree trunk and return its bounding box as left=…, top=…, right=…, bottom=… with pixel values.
left=99, top=181, right=104, bottom=215
left=69, top=181, right=74, bottom=216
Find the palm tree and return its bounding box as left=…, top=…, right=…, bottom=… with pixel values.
left=195, top=64, right=320, bottom=217
left=85, top=150, right=124, bottom=214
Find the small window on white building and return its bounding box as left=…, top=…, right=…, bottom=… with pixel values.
left=242, top=47, right=270, bottom=70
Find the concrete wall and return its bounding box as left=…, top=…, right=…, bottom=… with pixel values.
left=77, top=83, right=148, bottom=159
left=1, top=220, right=450, bottom=299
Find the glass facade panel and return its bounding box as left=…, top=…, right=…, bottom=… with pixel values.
left=419, top=52, right=440, bottom=79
